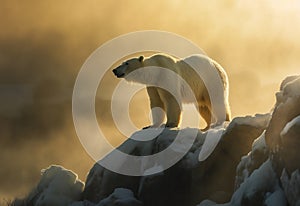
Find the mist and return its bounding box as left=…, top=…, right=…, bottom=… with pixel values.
left=1, top=0, right=300, bottom=202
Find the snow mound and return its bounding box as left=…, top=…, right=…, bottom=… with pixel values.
left=13, top=165, right=84, bottom=206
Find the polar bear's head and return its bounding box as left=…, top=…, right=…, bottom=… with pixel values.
left=112, top=56, right=144, bottom=78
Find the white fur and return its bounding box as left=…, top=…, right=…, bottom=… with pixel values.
left=116, top=53, right=231, bottom=128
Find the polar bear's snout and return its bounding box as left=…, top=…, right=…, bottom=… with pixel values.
left=112, top=66, right=126, bottom=78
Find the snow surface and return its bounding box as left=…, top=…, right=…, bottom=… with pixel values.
left=129, top=114, right=271, bottom=165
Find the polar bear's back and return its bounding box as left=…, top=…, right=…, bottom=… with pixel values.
left=181, top=54, right=227, bottom=87
left=144, top=53, right=177, bottom=69
left=143, top=53, right=228, bottom=103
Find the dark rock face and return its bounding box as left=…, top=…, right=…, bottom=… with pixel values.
left=83, top=163, right=141, bottom=203
left=94, top=188, right=143, bottom=206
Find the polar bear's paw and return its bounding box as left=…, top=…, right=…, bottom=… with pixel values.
left=165, top=122, right=179, bottom=128
left=142, top=124, right=178, bottom=130
left=142, top=124, right=164, bottom=130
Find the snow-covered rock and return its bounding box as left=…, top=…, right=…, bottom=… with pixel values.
left=266, top=75, right=300, bottom=154
left=221, top=113, right=271, bottom=165
left=264, top=75, right=300, bottom=182
left=230, top=160, right=286, bottom=206
left=199, top=76, right=300, bottom=206
left=83, top=162, right=140, bottom=203
left=199, top=160, right=287, bottom=206
left=265, top=81, right=300, bottom=206
left=83, top=114, right=269, bottom=206
left=281, top=169, right=300, bottom=206
left=11, top=76, right=300, bottom=206
left=280, top=116, right=300, bottom=173
left=276, top=75, right=300, bottom=105
left=13, top=165, right=84, bottom=206
left=235, top=131, right=269, bottom=189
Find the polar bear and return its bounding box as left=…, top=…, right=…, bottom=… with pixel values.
left=112, top=53, right=231, bottom=130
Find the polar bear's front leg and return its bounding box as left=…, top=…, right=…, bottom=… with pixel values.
left=157, top=88, right=181, bottom=128
left=143, top=87, right=165, bottom=129
left=199, top=105, right=212, bottom=131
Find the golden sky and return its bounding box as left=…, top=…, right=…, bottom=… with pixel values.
left=1, top=0, right=300, bottom=200
left=2, top=0, right=300, bottom=115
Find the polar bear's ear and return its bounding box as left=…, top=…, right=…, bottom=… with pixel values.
left=138, top=55, right=144, bottom=62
